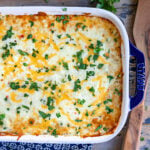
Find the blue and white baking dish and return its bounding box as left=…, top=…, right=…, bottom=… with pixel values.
left=0, top=6, right=145, bottom=144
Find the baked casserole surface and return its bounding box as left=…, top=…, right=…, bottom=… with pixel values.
left=0, top=13, right=122, bottom=137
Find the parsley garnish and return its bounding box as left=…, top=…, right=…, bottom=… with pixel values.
left=62, top=8, right=67, bottom=11
left=32, top=38, right=37, bottom=43
left=93, top=54, right=99, bottom=62
left=45, top=54, right=49, bottom=60
left=97, top=63, right=104, bottom=69
left=0, top=114, right=5, bottom=125
left=29, top=21, right=34, bottom=27
left=27, top=34, right=32, bottom=39
left=77, top=99, right=86, bottom=105
left=105, top=106, right=113, bottom=114
left=107, top=75, right=114, bottom=82
left=47, top=97, right=55, bottom=111
left=90, top=0, right=120, bottom=13
left=95, top=125, right=102, bottom=132
left=97, top=103, right=101, bottom=107
left=73, top=79, right=81, bottom=91
left=68, top=75, right=72, bottom=81
left=9, top=82, right=20, bottom=90
left=86, top=71, right=95, bottom=80
left=75, top=108, right=80, bottom=114
left=2, top=49, right=10, bottom=59
left=18, top=50, right=29, bottom=56
left=87, top=124, right=92, bottom=127
left=89, top=87, right=95, bottom=96
left=22, top=105, right=29, bottom=110
left=85, top=111, right=89, bottom=116
left=75, top=119, right=82, bottom=122
left=114, top=88, right=121, bottom=96
left=51, top=129, right=57, bottom=137
left=29, top=82, right=40, bottom=91
left=23, top=63, right=28, bottom=66
left=56, top=113, right=61, bottom=118
left=63, top=62, right=69, bottom=70
left=24, top=93, right=29, bottom=97
left=57, top=35, right=62, bottom=39
left=2, top=26, right=14, bottom=41
left=39, top=111, right=51, bottom=119
left=103, top=99, right=112, bottom=104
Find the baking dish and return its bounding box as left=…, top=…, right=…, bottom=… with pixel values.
left=0, top=6, right=145, bottom=144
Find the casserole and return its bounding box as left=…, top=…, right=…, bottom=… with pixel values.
left=0, top=6, right=145, bottom=143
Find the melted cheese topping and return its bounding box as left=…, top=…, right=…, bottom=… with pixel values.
left=0, top=13, right=122, bottom=138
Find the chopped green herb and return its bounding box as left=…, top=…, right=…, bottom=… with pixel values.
left=75, top=108, right=80, bottom=114
left=32, top=38, right=37, bottom=43
left=63, top=62, right=69, bottom=70
left=4, top=96, right=8, bottom=101
left=140, top=136, right=144, bottom=141
left=89, top=43, right=94, bottom=49
left=9, top=82, right=20, bottom=90
left=97, top=63, right=104, bottom=69
left=32, top=53, right=36, bottom=57
left=107, top=75, right=114, bottom=82
left=51, top=129, right=57, bottom=137
left=73, top=79, right=81, bottom=91
left=39, top=111, right=51, bottom=119
left=90, top=64, right=96, bottom=67
left=103, top=99, right=112, bottom=104
left=66, top=34, right=71, bottom=39
left=87, top=55, right=92, bottom=61
left=57, top=34, right=62, bottom=39
left=29, top=82, right=40, bottom=91
left=103, top=54, right=109, bottom=59
left=114, top=88, right=121, bottom=96
left=9, top=42, right=17, bottom=48
left=22, top=105, right=29, bottom=110
left=0, top=114, right=5, bottom=120
left=51, top=83, right=57, bottom=90
left=24, top=93, right=29, bottom=97
left=18, top=50, right=29, bottom=56
left=16, top=107, right=21, bottom=114
left=86, top=71, right=95, bottom=80
left=45, top=54, right=49, bottom=60
left=105, top=106, right=113, bottom=114
left=29, top=21, right=34, bottom=27
left=2, top=26, right=14, bottom=41
left=97, top=103, right=101, bottom=107
left=27, top=34, right=32, bottom=39
left=75, top=119, right=82, bottom=122
left=87, top=124, right=92, bottom=127
left=95, top=125, right=102, bottom=132
left=63, top=20, right=69, bottom=25
left=90, top=0, right=120, bottom=13
left=93, top=54, right=99, bottom=62
left=85, top=111, right=89, bottom=116
left=2, top=49, right=10, bottom=59
left=23, top=63, right=28, bottom=66
left=89, top=87, right=95, bottom=96
left=51, top=23, right=54, bottom=26
left=0, top=114, right=5, bottom=125
left=68, top=75, right=72, bottom=81
left=62, top=8, right=67, bottom=11
left=103, top=127, right=108, bottom=131
left=77, top=99, right=86, bottom=105
left=114, top=38, right=117, bottom=42
left=56, top=113, right=61, bottom=118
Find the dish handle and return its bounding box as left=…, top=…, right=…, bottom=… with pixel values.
left=129, top=41, right=145, bottom=110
